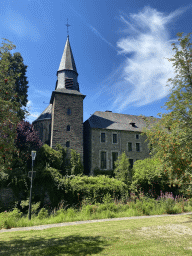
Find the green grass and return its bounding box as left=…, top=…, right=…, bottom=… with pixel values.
left=1, top=196, right=192, bottom=229
left=1, top=214, right=192, bottom=255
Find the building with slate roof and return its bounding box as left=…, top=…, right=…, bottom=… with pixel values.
left=33, top=36, right=85, bottom=159
left=33, top=36, right=157, bottom=175
left=83, top=111, right=158, bottom=175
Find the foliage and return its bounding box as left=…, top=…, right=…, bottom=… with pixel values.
left=56, top=144, right=70, bottom=175
left=114, top=152, right=131, bottom=185
left=37, top=208, right=48, bottom=219
left=145, top=33, right=192, bottom=191
left=35, top=144, right=62, bottom=170
left=69, top=175, right=128, bottom=205
left=131, top=158, right=170, bottom=196
left=0, top=39, right=20, bottom=171
left=1, top=193, right=192, bottom=231
left=12, top=120, right=43, bottom=171
left=70, top=149, right=84, bottom=176
left=93, top=167, right=115, bottom=177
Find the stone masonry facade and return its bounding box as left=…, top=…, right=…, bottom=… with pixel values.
left=50, top=92, right=84, bottom=159
left=84, top=127, right=150, bottom=175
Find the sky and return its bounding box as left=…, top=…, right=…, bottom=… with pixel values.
left=0, top=0, right=192, bottom=123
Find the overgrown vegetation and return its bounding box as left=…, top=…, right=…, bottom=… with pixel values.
left=1, top=191, right=192, bottom=229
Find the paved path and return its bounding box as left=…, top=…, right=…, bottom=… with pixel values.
left=1, top=212, right=192, bottom=233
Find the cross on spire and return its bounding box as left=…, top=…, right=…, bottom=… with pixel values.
left=65, top=19, right=71, bottom=37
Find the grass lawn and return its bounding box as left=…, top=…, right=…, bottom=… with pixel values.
left=0, top=214, right=192, bottom=255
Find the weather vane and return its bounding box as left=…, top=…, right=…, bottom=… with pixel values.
left=65, top=19, right=71, bottom=36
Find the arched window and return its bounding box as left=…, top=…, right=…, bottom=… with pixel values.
left=67, top=108, right=71, bottom=115
left=67, top=125, right=70, bottom=131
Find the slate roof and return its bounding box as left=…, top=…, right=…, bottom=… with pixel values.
left=58, top=36, right=77, bottom=73
left=33, top=104, right=52, bottom=123
left=86, top=111, right=159, bottom=132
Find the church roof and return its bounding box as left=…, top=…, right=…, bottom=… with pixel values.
left=58, top=36, right=77, bottom=73
left=33, top=104, right=52, bottom=123
left=86, top=111, right=159, bottom=132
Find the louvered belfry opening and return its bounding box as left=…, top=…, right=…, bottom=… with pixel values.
left=65, top=77, right=73, bottom=89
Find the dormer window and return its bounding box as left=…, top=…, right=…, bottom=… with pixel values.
left=130, top=121, right=136, bottom=127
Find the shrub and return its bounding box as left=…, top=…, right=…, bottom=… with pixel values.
left=114, top=152, right=131, bottom=185
left=93, top=168, right=115, bottom=178
left=36, top=144, right=62, bottom=170
left=69, top=175, right=128, bottom=205
left=38, top=208, right=48, bottom=219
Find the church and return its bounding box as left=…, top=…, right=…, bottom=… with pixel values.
left=33, top=36, right=154, bottom=175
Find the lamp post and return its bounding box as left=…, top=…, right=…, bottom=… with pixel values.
left=28, top=150, right=36, bottom=220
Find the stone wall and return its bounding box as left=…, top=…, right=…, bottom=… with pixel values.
left=51, top=92, right=84, bottom=160
left=88, top=128, right=150, bottom=175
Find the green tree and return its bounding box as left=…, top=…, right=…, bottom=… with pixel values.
left=0, top=39, right=20, bottom=171
left=131, top=158, right=170, bottom=196
left=0, top=39, right=29, bottom=171
left=70, top=149, right=84, bottom=175
left=145, top=33, right=192, bottom=193
left=114, top=152, right=131, bottom=185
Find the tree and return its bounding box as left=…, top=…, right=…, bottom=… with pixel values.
left=70, top=149, right=84, bottom=176
left=0, top=39, right=28, bottom=120
left=114, top=152, right=131, bottom=185
left=0, top=39, right=29, bottom=171
left=131, top=158, right=171, bottom=196
left=12, top=120, right=43, bottom=171
left=8, top=52, right=28, bottom=120
left=0, top=39, right=20, bottom=171
left=145, top=33, right=192, bottom=194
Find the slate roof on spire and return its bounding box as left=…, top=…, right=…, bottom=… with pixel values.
left=58, top=36, right=77, bottom=73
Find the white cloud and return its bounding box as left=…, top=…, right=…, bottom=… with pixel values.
left=3, top=10, right=40, bottom=41
left=99, top=7, right=186, bottom=112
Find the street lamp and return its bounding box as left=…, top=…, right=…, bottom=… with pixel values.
left=28, top=150, right=36, bottom=220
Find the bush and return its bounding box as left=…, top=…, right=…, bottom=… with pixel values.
left=131, top=157, right=169, bottom=197
left=38, top=208, right=48, bottom=219
left=70, top=175, right=128, bottom=205
left=93, top=168, right=115, bottom=178
left=35, top=144, right=62, bottom=170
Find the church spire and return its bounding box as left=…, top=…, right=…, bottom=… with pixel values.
left=56, top=36, right=79, bottom=91
left=58, top=36, right=77, bottom=73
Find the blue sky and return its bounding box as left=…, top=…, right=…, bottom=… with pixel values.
left=0, top=0, right=192, bottom=123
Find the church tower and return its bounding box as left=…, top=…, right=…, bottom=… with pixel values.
left=50, top=36, right=86, bottom=159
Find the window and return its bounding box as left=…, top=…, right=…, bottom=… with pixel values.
left=113, top=134, right=117, bottom=143
left=100, top=151, right=106, bottom=169
left=101, top=132, right=105, bottom=143
left=112, top=152, right=118, bottom=170
left=136, top=134, right=139, bottom=139
left=67, top=125, right=70, bottom=131
left=129, top=159, right=133, bottom=169
left=128, top=142, right=132, bottom=152
left=136, top=143, right=140, bottom=152
left=67, top=108, right=71, bottom=115
left=66, top=141, right=70, bottom=148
